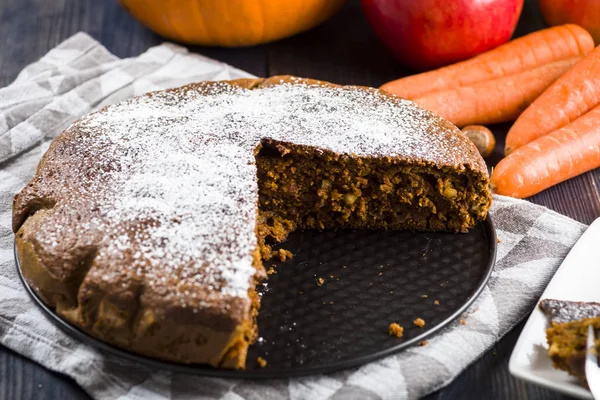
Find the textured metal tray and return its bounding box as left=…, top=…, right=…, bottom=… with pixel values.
left=16, top=217, right=496, bottom=378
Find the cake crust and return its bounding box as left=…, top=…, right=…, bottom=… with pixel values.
left=12, top=75, right=491, bottom=368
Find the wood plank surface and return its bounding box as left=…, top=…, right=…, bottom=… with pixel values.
left=1, top=0, right=598, bottom=399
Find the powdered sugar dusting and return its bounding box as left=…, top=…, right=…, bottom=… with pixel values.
left=46, top=80, right=481, bottom=308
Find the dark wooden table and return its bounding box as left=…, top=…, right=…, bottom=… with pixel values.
left=1, top=0, right=599, bottom=399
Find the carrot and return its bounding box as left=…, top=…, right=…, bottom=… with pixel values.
left=380, top=24, right=593, bottom=100
left=491, top=104, right=600, bottom=198
left=412, top=57, right=579, bottom=127
left=506, top=44, right=600, bottom=155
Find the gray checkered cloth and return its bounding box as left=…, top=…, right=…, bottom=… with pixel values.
left=0, top=33, right=589, bottom=400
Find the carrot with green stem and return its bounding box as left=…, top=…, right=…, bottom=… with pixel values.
left=412, top=57, right=579, bottom=127
left=491, top=104, right=600, bottom=198
left=506, top=44, right=600, bottom=155
left=380, top=24, right=594, bottom=100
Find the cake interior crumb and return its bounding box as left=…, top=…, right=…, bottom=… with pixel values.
left=546, top=316, right=600, bottom=381
left=276, top=249, right=293, bottom=262
left=255, top=139, right=490, bottom=268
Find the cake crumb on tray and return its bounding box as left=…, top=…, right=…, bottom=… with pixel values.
left=414, top=318, right=426, bottom=328
left=388, top=323, right=404, bottom=337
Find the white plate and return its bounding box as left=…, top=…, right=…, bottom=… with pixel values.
left=509, top=217, right=600, bottom=399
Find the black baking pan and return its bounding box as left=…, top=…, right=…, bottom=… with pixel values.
left=16, top=216, right=496, bottom=378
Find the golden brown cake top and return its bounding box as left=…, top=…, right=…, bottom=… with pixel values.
left=13, top=76, right=487, bottom=324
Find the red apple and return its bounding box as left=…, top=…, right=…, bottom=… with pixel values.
left=361, top=0, right=524, bottom=71
left=540, top=0, right=600, bottom=44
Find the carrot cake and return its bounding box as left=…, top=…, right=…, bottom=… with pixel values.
left=12, top=76, right=491, bottom=369
left=540, top=299, right=600, bottom=382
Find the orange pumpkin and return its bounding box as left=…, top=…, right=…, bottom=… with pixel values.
left=117, top=0, right=347, bottom=47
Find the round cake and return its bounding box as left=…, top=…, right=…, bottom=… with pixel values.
left=12, top=76, right=491, bottom=368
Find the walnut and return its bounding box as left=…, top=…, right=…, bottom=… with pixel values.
left=344, top=193, right=358, bottom=206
